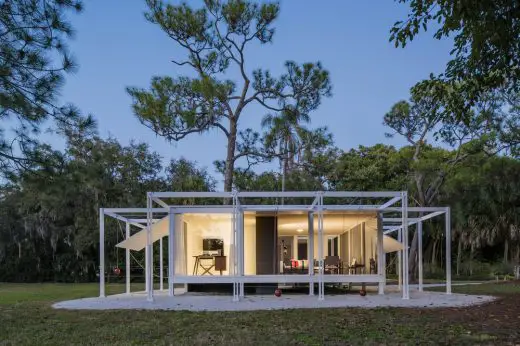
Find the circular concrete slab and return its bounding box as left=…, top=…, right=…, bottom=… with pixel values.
left=52, top=290, right=494, bottom=312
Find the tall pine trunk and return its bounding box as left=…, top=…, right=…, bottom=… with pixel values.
left=223, top=118, right=238, bottom=194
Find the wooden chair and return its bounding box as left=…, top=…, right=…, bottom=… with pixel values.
left=324, top=256, right=341, bottom=274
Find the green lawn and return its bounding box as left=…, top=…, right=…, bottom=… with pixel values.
left=0, top=282, right=519, bottom=345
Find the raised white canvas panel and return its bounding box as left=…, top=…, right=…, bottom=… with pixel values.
left=116, top=216, right=169, bottom=251
left=382, top=235, right=404, bottom=253
left=363, top=225, right=404, bottom=253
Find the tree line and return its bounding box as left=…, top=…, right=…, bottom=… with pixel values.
left=0, top=0, right=519, bottom=282
left=1, top=128, right=518, bottom=281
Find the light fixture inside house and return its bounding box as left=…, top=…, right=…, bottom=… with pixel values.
left=297, top=228, right=304, bottom=233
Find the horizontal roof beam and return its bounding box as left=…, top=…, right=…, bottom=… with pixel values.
left=104, top=212, right=146, bottom=229
left=383, top=218, right=421, bottom=223
left=323, top=191, right=402, bottom=198
left=151, top=192, right=232, bottom=198
left=384, top=210, right=446, bottom=234
left=126, top=219, right=162, bottom=223
left=322, top=205, right=381, bottom=211
left=238, top=191, right=317, bottom=198
left=102, top=208, right=167, bottom=213
left=145, top=191, right=405, bottom=199
left=385, top=206, right=448, bottom=212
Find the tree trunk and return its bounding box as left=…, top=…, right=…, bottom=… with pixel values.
left=408, top=228, right=419, bottom=280
left=439, top=236, right=443, bottom=268
left=456, top=236, right=462, bottom=276
left=469, top=245, right=474, bottom=276
left=223, top=118, right=238, bottom=193
left=431, top=238, right=437, bottom=268
left=407, top=208, right=426, bottom=282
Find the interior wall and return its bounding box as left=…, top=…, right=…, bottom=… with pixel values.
left=173, top=214, right=186, bottom=275
left=350, top=223, right=362, bottom=264
left=256, top=216, right=277, bottom=274
left=310, top=235, right=328, bottom=263
left=364, top=217, right=379, bottom=272
left=365, top=220, right=375, bottom=271
left=339, top=231, right=349, bottom=263
left=244, top=213, right=256, bottom=275
left=185, top=214, right=233, bottom=275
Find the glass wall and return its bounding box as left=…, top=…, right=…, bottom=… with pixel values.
left=182, top=213, right=234, bottom=276
left=175, top=211, right=384, bottom=277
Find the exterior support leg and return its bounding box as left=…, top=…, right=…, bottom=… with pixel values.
left=160, top=237, right=164, bottom=291
left=125, top=222, right=131, bottom=295
left=99, top=208, right=105, bottom=298
left=402, top=192, right=410, bottom=300
left=445, top=207, right=452, bottom=294
left=232, top=193, right=239, bottom=302
left=239, top=211, right=245, bottom=298
left=168, top=208, right=175, bottom=297
left=151, top=238, right=154, bottom=291
left=397, top=228, right=402, bottom=291
left=146, top=193, right=154, bottom=302
left=377, top=212, right=384, bottom=295
left=317, top=193, right=324, bottom=301
left=145, top=243, right=149, bottom=293
left=308, top=212, right=315, bottom=296
left=418, top=221, right=423, bottom=292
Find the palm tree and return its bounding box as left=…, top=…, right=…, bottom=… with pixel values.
left=261, top=108, right=310, bottom=193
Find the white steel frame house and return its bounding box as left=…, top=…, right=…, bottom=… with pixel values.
left=99, top=191, right=452, bottom=302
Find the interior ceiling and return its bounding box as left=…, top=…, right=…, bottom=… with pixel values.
left=277, top=213, right=374, bottom=235
left=183, top=212, right=376, bottom=236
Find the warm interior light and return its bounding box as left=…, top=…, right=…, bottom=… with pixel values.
left=297, top=229, right=304, bottom=233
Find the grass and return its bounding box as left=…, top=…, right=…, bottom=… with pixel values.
left=0, top=282, right=519, bottom=345
left=427, top=281, right=520, bottom=295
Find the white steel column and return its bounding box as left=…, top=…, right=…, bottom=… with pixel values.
left=146, top=193, right=153, bottom=302
left=125, top=222, right=131, bottom=294
left=151, top=238, right=154, bottom=291
left=401, top=192, right=410, bottom=299
left=168, top=208, right=175, bottom=297
left=145, top=243, right=149, bottom=293
left=159, top=237, right=164, bottom=291
left=99, top=208, right=105, bottom=298
left=317, top=193, right=324, bottom=301
left=382, top=237, right=387, bottom=290
left=308, top=212, right=315, bottom=296
left=238, top=211, right=245, bottom=298
left=418, top=221, right=423, bottom=292
left=397, top=228, right=402, bottom=290
left=377, top=212, right=384, bottom=295
left=232, top=193, right=239, bottom=302
left=445, top=207, right=452, bottom=294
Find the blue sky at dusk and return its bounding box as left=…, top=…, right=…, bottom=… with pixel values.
left=56, top=0, right=453, bottom=185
